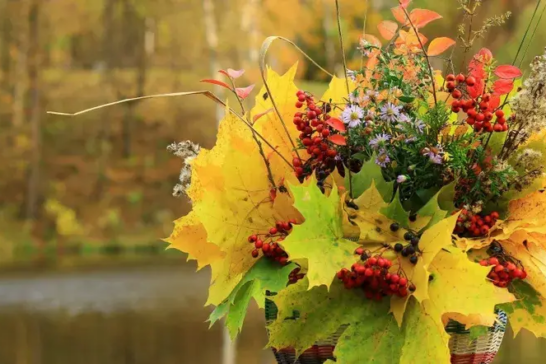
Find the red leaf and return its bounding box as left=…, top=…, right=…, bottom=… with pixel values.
left=391, top=6, right=407, bottom=24
left=400, top=0, right=411, bottom=8
left=377, top=20, right=398, bottom=41
left=493, top=79, right=514, bottom=96
left=409, top=9, right=442, bottom=28
left=467, top=79, right=485, bottom=99
left=427, top=37, right=456, bottom=56
left=326, top=118, right=346, bottom=132
left=236, top=84, right=255, bottom=100
left=495, top=65, right=523, bottom=79
left=218, top=68, right=245, bottom=79
left=253, top=108, right=273, bottom=123
left=328, top=134, right=347, bottom=146
left=201, top=79, right=232, bottom=90
left=489, top=95, right=501, bottom=110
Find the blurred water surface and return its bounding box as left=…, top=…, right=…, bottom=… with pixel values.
left=0, top=261, right=545, bottom=364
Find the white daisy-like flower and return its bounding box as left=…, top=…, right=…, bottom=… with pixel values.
left=341, top=105, right=365, bottom=128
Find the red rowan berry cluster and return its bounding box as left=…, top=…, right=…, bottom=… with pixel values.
left=445, top=74, right=508, bottom=133
left=336, top=249, right=415, bottom=301
left=480, top=256, right=527, bottom=288
left=293, top=90, right=341, bottom=184
left=288, top=267, right=306, bottom=284
left=248, top=219, right=298, bottom=265
left=453, top=209, right=499, bottom=237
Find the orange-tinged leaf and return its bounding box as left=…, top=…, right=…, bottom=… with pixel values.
left=409, top=9, right=443, bottom=28
left=252, top=108, right=273, bottom=123
left=495, top=65, right=523, bottom=79
left=201, top=79, right=232, bottom=90
left=427, top=37, right=456, bottom=56
left=236, top=84, right=255, bottom=100
left=326, top=117, right=346, bottom=132
left=360, top=34, right=382, bottom=49
left=329, top=134, right=347, bottom=146
left=391, top=6, right=407, bottom=24
left=377, top=20, right=398, bottom=41
left=400, top=0, right=411, bottom=8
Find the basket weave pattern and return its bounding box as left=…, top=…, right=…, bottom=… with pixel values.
left=265, top=298, right=507, bottom=364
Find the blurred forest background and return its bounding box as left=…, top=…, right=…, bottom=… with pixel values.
left=1, top=1, right=546, bottom=363
left=0, top=0, right=545, bottom=264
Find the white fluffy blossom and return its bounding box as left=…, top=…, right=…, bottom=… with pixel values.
left=510, top=48, right=546, bottom=143
left=167, top=140, right=201, bottom=198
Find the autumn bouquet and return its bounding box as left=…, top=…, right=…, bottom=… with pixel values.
left=50, top=0, right=546, bottom=363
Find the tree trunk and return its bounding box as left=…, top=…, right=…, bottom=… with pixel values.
left=94, top=0, right=116, bottom=199
left=240, top=0, right=260, bottom=69
left=202, top=0, right=223, bottom=125
left=25, top=0, right=41, bottom=221
left=322, top=0, right=336, bottom=73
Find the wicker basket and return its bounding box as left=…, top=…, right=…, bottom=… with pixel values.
left=265, top=297, right=507, bottom=364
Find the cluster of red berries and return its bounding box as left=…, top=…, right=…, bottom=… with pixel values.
left=336, top=251, right=415, bottom=301
left=445, top=74, right=508, bottom=133
left=248, top=219, right=298, bottom=265
left=480, top=256, right=527, bottom=288
left=288, top=267, right=306, bottom=285
left=454, top=209, right=500, bottom=237
left=293, top=90, right=340, bottom=183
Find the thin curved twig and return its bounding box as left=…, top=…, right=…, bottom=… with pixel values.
left=48, top=90, right=295, bottom=170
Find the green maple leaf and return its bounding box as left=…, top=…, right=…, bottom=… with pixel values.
left=282, top=178, right=359, bottom=289
left=381, top=189, right=411, bottom=228
left=346, top=156, right=394, bottom=201
left=500, top=280, right=546, bottom=338
left=209, top=258, right=296, bottom=339
left=267, top=278, right=401, bottom=358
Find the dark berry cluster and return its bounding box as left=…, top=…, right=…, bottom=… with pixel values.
left=336, top=250, right=415, bottom=301
left=445, top=74, right=508, bottom=133
left=247, top=219, right=298, bottom=265
left=293, top=90, right=342, bottom=186
left=480, top=256, right=527, bottom=288
left=391, top=223, right=420, bottom=265
left=288, top=267, right=306, bottom=284
left=454, top=209, right=499, bottom=237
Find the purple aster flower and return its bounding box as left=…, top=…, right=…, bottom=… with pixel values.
left=398, top=113, right=411, bottom=123
left=380, top=102, right=402, bottom=123
left=414, top=119, right=426, bottom=133
left=363, top=90, right=379, bottom=104
left=341, top=105, right=364, bottom=128
left=369, top=133, right=391, bottom=150
left=375, top=151, right=391, bottom=168
left=405, top=137, right=417, bottom=144
left=424, top=145, right=444, bottom=165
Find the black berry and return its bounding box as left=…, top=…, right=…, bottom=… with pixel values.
left=410, top=237, right=420, bottom=247
left=404, top=232, right=414, bottom=241
left=409, top=214, right=417, bottom=222
left=410, top=256, right=418, bottom=265
left=394, top=243, right=404, bottom=252
left=390, top=222, right=400, bottom=232
left=401, top=248, right=409, bottom=257
left=407, top=246, right=416, bottom=255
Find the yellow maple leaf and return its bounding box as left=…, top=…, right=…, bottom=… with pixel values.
left=164, top=211, right=224, bottom=270
left=320, top=75, right=356, bottom=117
left=351, top=181, right=408, bottom=245
left=390, top=214, right=460, bottom=325
left=169, top=65, right=355, bottom=306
